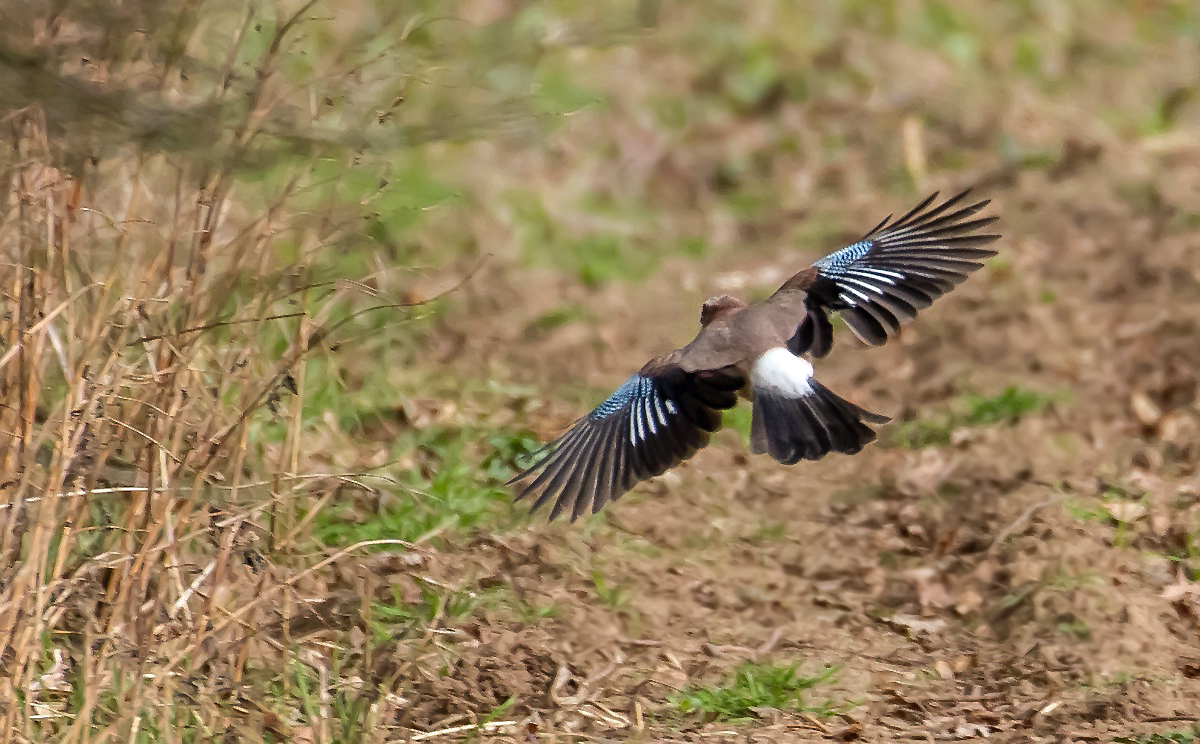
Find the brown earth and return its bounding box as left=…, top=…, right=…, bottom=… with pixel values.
left=336, top=145, right=1200, bottom=740
left=345, top=8, right=1200, bottom=740
left=341, top=24, right=1200, bottom=737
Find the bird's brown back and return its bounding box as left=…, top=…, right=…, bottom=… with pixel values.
left=644, top=289, right=810, bottom=376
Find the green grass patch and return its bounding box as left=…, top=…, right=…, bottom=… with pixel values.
left=277, top=655, right=381, bottom=742
left=372, top=580, right=484, bottom=630
left=743, top=520, right=788, bottom=545
left=511, top=193, right=663, bottom=287
left=1116, top=727, right=1200, bottom=744
left=672, top=662, right=840, bottom=721
left=1065, top=484, right=1199, bottom=578
left=1063, top=499, right=1110, bottom=524
left=526, top=303, right=588, bottom=336
left=961, top=386, right=1052, bottom=426
left=890, top=419, right=949, bottom=449
left=722, top=405, right=754, bottom=446
left=890, top=386, right=1055, bottom=449
left=591, top=570, right=632, bottom=611
left=370, top=580, right=557, bottom=642
left=312, top=426, right=541, bottom=546
left=1056, top=617, right=1092, bottom=641
left=1162, top=527, right=1200, bottom=581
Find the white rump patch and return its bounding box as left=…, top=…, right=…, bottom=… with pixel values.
left=751, top=347, right=815, bottom=399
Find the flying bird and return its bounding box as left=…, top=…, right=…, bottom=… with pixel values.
left=510, top=189, right=1000, bottom=521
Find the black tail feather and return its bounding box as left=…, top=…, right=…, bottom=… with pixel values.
left=750, top=381, right=889, bottom=466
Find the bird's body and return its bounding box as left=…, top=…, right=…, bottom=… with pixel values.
left=510, top=190, right=1000, bottom=521
left=647, top=291, right=798, bottom=376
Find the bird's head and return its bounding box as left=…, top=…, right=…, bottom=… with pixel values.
left=699, top=294, right=747, bottom=327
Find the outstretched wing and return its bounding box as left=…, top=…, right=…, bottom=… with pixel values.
left=509, top=363, right=741, bottom=522
left=784, top=189, right=1000, bottom=357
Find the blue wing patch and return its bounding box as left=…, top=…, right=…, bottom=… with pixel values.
left=589, top=374, right=678, bottom=446
left=813, top=239, right=911, bottom=307
left=590, top=375, right=653, bottom=419
left=813, top=239, right=874, bottom=276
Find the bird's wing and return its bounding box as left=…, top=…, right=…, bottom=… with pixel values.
left=509, top=360, right=742, bottom=522
left=779, top=189, right=1000, bottom=357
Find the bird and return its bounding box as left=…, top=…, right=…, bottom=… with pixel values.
left=509, top=189, right=1000, bottom=521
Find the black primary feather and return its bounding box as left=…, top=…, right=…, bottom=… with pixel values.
left=509, top=368, right=740, bottom=521
left=791, top=188, right=1000, bottom=356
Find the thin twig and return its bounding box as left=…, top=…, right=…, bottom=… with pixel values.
left=989, top=498, right=1056, bottom=554
left=0, top=283, right=102, bottom=372
left=408, top=720, right=519, bottom=741
left=126, top=311, right=305, bottom=345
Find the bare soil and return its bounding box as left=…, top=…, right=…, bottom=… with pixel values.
left=346, top=153, right=1200, bottom=741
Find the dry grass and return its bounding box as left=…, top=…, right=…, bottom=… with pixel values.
left=0, top=2, right=466, bottom=740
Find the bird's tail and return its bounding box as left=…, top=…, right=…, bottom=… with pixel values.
left=749, top=348, right=889, bottom=465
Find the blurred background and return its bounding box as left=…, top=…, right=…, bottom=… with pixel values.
left=1, top=0, right=1198, bottom=740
